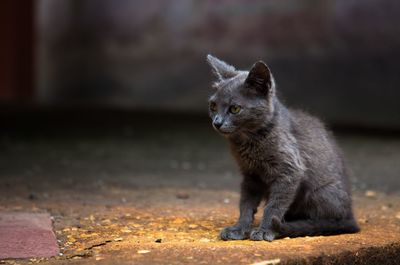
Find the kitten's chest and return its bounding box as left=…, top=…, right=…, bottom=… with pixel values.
left=231, top=140, right=276, bottom=175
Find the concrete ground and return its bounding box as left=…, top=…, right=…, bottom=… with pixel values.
left=0, top=110, right=400, bottom=264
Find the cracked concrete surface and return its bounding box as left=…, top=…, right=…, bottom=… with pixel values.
left=0, top=111, right=400, bottom=264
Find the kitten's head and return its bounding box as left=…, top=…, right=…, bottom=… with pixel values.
left=206, top=54, right=276, bottom=138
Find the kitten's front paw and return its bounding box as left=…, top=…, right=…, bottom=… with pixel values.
left=250, top=228, right=276, bottom=242
left=220, top=226, right=249, bottom=241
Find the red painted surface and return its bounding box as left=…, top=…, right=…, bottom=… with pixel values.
left=0, top=212, right=59, bottom=259
left=0, top=1, right=35, bottom=102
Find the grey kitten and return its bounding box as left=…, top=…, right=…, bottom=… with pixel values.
left=206, top=55, right=359, bottom=241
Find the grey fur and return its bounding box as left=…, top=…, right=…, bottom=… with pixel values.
left=207, top=55, right=239, bottom=85
left=206, top=55, right=359, bottom=241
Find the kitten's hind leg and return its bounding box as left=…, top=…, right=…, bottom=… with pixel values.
left=271, top=216, right=359, bottom=238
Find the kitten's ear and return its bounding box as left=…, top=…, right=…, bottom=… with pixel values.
left=245, top=61, right=273, bottom=95
left=206, top=54, right=238, bottom=81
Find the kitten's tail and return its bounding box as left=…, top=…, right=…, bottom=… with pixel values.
left=271, top=217, right=360, bottom=238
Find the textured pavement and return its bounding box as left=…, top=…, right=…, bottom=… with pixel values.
left=0, top=213, right=59, bottom=259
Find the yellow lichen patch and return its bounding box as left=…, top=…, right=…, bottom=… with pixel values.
left=171, top=217, right=186, bottom=224
left=79, top=232, right=99, bottom=238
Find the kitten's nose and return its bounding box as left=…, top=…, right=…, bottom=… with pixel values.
left=213, top=121, right=223, bottom=129
left=213, top=117, right=223, bottom=129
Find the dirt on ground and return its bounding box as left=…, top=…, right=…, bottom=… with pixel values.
left=0, top=188, right=399, bottom=265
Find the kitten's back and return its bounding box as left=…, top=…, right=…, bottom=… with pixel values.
left=290, top=109, right=348, bottom=184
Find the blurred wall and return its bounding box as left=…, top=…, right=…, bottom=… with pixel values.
left=0, top=1, right=34, bottom=102
left=38, top=0, right=400, bottom=128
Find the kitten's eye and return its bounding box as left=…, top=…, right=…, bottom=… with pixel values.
left=209, top=102, right=217, bottom=112
left=229, top=105, right=241, bottom=114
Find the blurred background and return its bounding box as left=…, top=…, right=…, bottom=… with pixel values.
left=2, top=0, right=400, bottom=127
left=1, top=0, right=400, bottom=197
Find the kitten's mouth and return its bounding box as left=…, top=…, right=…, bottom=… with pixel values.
left=214, top=127, right=234, bottom=136
left=211, top=122, right=235, bottom=136
left=219, top=130, right=231, bottom=136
